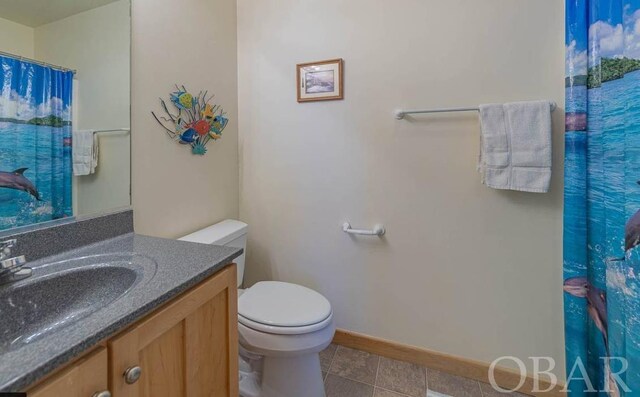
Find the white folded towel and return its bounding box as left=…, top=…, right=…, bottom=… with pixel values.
left=72, top=130, right=98, bottom=176
left=478, top=100, right=552, bottom=193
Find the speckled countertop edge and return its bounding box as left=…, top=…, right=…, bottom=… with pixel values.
left=0, top=233, right=242, bottom=392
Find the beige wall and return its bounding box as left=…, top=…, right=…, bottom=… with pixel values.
left=35, top=0, right=131, bottom=217
left=238, top=0, right=566, bottom=377
left=130, top=0, right=239, bottom=237
left=0, top=16, right=34, bottom=58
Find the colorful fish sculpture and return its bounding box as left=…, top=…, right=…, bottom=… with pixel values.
left=201, top=104, right=216, bottom=120
left=152, top=85, right=229, bottom=156
left=170, top=90, right=195, bottom=110
left=209, top=115, right=228, bottom=139
left=192, top=120, right=211, bottom=136
left=179, top=128, right=198, bottom=144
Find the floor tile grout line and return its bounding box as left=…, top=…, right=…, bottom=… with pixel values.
left=328, top=372, right=379, bottom=389
left=332, top=371, right=379, bottom=387
left=425, top=366, right=429, bottom=394
left=375, top=385, right=414, bottom=397
left=374, top=355, right=381, bottom=388
left=326, top=344, right=339, bottom=376
left=323, top=345, right=337, bottom=383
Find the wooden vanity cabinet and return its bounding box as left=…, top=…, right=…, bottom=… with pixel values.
left=26, top=264, right=238, bottom=397
left=28, top=347, right=109, bottom=397
left=109, top=264, right=239, bottom=397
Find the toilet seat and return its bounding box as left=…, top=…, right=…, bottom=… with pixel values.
left=239, top=311, right=333, bottom=335
left=238, top=281, right=332, bottom=335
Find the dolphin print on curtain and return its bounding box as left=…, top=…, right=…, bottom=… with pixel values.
left=0, top=56, right=73, bottom=230
left=565, top=0, right=640, bottom=395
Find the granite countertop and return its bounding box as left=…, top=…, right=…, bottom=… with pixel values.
left=0, top=233, right=242, bottom=391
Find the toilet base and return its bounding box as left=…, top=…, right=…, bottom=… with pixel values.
left=260, top=353, right=325, bottom=397
left=236, top=301, right=334, bottom=397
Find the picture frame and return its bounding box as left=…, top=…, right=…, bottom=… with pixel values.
left=296, top=58, right=344, bottom=102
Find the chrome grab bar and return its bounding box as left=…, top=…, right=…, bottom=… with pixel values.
left=342, top=222, right=385, bottom=236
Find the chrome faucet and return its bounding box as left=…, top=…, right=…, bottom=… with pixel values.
left=0, top=239, right=31, bottom=285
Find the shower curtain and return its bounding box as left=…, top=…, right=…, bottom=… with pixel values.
left=0, top=56, right=73, bottom=230
left=566, top=0, right=640, bottom=395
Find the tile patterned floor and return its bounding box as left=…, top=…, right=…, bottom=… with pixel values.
left=319, top=344, right=528, bottom=397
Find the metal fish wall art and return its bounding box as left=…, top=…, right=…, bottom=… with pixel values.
left=152, top=85, right=229, bottom=156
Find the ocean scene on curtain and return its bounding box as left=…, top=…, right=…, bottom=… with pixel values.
left=0, top=56, right=73, bottom=231
left=565, top=0, right=640, bottom=395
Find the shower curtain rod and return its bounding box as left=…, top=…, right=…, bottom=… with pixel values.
left=0, top=50, right=77, bottom=75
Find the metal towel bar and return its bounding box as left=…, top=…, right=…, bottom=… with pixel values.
left=394, top=101, right=557, bottom=120
left=93, top=128, right=130, bottom=137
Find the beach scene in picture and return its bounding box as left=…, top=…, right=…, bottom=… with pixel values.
left=305, top=70, right=335, bottom=93
left=564, top=0, right=640, bottom=394
left=0, top=56, right=73, bottom=231
left=297, top=59, right=343, bottom=102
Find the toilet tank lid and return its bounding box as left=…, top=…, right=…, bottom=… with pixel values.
left=179, top=219, right=248, bottom=245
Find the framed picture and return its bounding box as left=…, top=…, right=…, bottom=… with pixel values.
left=296, top=58, right=343, bottom=102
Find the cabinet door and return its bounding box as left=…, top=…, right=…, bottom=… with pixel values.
left=28, top=347, right=109, bottom=397
left=109, top=264, right=238, bottom=397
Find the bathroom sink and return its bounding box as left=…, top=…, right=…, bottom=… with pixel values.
left=0, top=253, right=157, bottom=354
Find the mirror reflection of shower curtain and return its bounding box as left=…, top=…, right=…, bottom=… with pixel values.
left=0, top=55, right=73, bottom=230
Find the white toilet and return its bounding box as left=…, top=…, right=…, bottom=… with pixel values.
left=180, top=220, right=335, bottom=397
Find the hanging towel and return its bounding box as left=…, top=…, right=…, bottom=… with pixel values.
left=478, top=100, right=552, bottom=193
left=72, top=130, right=98, bottom=176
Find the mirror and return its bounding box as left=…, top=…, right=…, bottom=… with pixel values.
left=0, top=0, right=131, bottom=232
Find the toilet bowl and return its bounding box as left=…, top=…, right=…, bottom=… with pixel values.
left=180, top=220, right=335, bottom=397
left=238, top=281, right=335, bottom=397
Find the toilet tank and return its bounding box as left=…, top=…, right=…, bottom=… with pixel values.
left=179, top=220, right=248, bottom=287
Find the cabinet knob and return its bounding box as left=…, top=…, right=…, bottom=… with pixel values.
left=123, top=365, right=142, bottom=384
left=92, top=392, right=112, bottom=397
